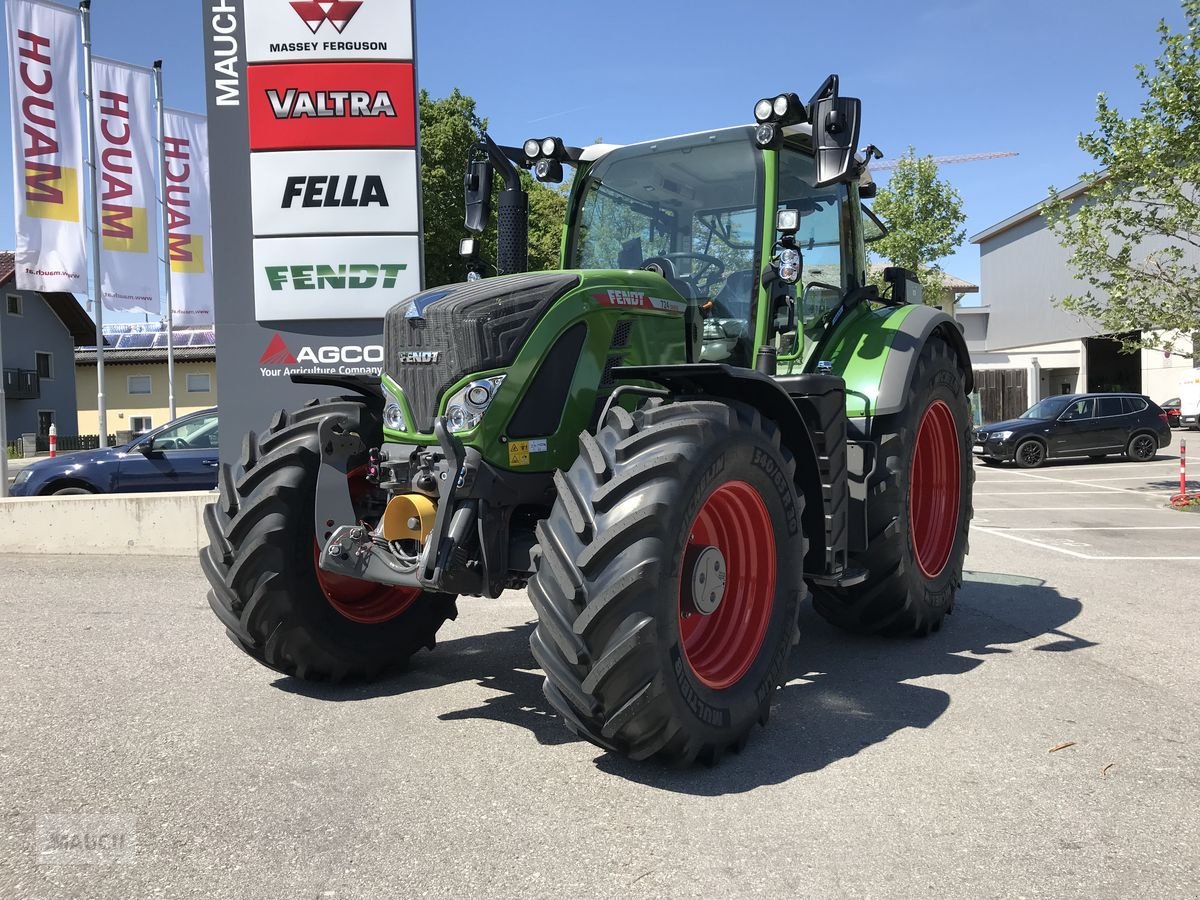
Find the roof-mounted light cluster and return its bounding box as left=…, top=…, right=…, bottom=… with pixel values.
left=522, top=136, right=567, bottom=184
left=752, top=92, right=808, bottom=149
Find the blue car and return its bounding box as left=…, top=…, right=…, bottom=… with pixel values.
left=9, top=408, right=219, bottom=496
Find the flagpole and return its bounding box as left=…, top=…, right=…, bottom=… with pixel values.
left=153, top=59, right=176, bottom=421
left=80, top=0, right=107, bottom=447
left=1, top=311, right=9, bottom=498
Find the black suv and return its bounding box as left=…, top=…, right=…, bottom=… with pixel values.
left=974, top=393, right=1172, bottom=468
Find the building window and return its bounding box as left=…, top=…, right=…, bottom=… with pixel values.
left=130, top=416, right=153, bottom=435
left=128, top=375, right=152, bottom=395
left=6, top=293, right=21, bottom=315
left=35, top=351, right=53, bottom=380
left=186, top=372, right=211, bottom=393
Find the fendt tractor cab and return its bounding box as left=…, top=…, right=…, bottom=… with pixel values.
left=202, top=76, right=974, bottom=765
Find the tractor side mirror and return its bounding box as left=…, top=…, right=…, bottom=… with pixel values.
left=811, top=91, right=861, bottom=187
left=883, top=267, right=923, bottom=306
left=464, top=158, right=493, bottom=233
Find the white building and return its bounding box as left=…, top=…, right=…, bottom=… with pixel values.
left=967, top=180, right=1196, bottom=421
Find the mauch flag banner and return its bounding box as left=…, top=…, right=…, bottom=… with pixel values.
left=5, top=0, right=86, bottom=292
left=92, top=57, right=159, bottom=313
left=163, top=109, right=213, bottom=327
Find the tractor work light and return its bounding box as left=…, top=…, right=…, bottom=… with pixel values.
left=535, top=157, right=564, bottom=184
left=523, top=136, right=566, bottom=161
left=523, top=138, right=541, bottom=159
left=754, top=122, right=781, bottom=149
left=540, top=137, right=559, bottom=157
left=753, top=98, right=774, bottom=123
left=459, top=237, right=478, bottom=258
left=383, top=380, right=409, bottom=432
left=445, top=375, right=506, bottom=433
left=776, top=208, right=800, bottom=234
left=778, top=247, right=802, bottom=284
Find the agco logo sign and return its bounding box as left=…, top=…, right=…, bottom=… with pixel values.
left=258, top=333, right=387, bottom=377
left=290, top=1, right=363, bottom=34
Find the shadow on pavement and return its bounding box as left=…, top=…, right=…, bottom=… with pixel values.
left=274, top=570, right=1094, bottom=792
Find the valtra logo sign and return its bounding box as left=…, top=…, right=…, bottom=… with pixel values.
left=247, top=62, right=415, bottom=150
left=258, top=333, right=385, bottom=378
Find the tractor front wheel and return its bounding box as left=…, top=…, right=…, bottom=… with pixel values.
left=200, top=397, right=457, bottom=681
left=812, top=334, right=973, bottom=636
left=530, top=400, right=806, bottom=764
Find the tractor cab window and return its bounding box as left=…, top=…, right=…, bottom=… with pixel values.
left=778, top=147, right=847, bottom=349
left=569, top=128, right=764, bottom=366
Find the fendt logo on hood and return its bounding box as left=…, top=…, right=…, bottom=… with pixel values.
left=290, top=0, right=363, bottom=34
left=257, top=333, right=385, bottom=377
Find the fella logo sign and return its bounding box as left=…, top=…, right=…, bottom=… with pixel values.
left=257, top=333, right=385, bottom=377
left=244, top=0, right=413, bottom=63
left=247, top=63, right=415, bottom=150
left=249, top=149, right=418, bottom=236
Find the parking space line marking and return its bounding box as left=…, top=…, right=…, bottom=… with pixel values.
left=975, top=490, right=1158, bottom=495
left=974, top=526, right=1200, bottom=560
left=991, top=526, right=1200, bottom=531
left=993, top=469, right=1174, bottom=499
left=975, top=506, right=1166, bottom=511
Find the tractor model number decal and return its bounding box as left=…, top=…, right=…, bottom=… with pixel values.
left=592, top=290, right=686, bottom=315
left=508, top=440, right=530, bottom=467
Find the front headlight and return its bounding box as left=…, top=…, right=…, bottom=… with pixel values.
left=12, top=469, right=32, bottom=487
left=382, top=382, right=408, bottom=433
left=444, top=375, right=505, bottom=434
left=993, top=430, right=1014, bottom=441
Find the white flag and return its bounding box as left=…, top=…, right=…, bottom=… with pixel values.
left=92, top=57, right=158, bottom=313
left=163, top=109, right=213, bottom=327
left=5, top=0, right=86, bottom=293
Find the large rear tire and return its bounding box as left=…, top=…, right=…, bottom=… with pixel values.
left=812, top=335, right=972, bottom=636
left=200, top=397, right=456, bottom=681
left=530, top=401, right=806, bottom=764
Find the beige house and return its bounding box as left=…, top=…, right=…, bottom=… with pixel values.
left=75, top=341, right=217, bottom=439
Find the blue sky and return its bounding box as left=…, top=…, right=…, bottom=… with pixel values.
left=0, top=0, right=1188, bottom=314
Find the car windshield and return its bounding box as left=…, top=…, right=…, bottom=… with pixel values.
left=1020, top=397, right=1073, bottom=420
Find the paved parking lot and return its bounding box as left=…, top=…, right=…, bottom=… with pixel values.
left=2, top=451, right=1199, bottom=899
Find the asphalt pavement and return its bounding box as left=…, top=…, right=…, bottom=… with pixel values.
left=2, top=451, right=1199, bottom=899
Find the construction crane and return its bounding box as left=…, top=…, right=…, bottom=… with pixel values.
left=871, top=151, right=1019, bottom=171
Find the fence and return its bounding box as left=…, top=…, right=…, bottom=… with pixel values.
left=7, top=435, right=117, bottom=457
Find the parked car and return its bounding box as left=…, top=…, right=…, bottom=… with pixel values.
left=8, top=408, right=219, bottom=496
left=1160, top=397, right=1181, bottom=428
left=974, top=394, right=1171, bottom=468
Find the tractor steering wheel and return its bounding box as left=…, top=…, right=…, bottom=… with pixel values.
left=660, top=252, right=726, bottom=295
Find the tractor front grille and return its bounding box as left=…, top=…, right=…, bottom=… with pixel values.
left=383, top=273, right=580, bottom=431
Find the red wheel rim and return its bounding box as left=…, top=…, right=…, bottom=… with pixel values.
left=314, top=468, right=421, bottom=625
left=909, top=400, right=961, bottom=579
left=677, top=480, right=777, bottom=691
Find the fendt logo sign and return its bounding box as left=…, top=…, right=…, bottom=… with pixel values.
left=257, top=333, right=385, bottom=378
left=250, top=149, right=418, bottom=236
left=252, top=233, right=421, bottom=320
left=244, top=0, right=413, bottom=63
left=247, top=62, right=415, bottom=150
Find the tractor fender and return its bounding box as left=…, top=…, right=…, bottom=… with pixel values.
left=821, top=304, right=973, bottom=420
left=614, top=364, right=829, bottom=572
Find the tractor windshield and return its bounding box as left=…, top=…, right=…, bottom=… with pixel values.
left=569, top=128, right=765, bottom=364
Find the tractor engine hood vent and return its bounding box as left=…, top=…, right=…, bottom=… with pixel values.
left=383, top=272, right=581, bottom=431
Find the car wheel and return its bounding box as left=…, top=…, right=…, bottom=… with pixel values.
left=51, top=486, right=94, bottom=496
left=1126, top=433, right=1158, bottom=462
left=1014, top=439, right=1045, bottom=469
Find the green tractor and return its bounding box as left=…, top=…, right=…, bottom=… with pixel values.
left=201, top=75, right=973, bottom=765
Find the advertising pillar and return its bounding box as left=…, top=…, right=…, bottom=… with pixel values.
left=202, top=0, right=422, bottom=464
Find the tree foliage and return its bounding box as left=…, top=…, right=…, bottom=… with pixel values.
left=418, top=89, right=567, bottom=286
left=1044, top=1, right=1200, bottom=352
left=868, top=147, right=968, bottom=305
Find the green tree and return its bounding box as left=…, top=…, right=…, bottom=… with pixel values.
left=1043, top=0, right=1200, bottom=352
left=869, top=147, right=968, bottom=307
left=418, top=89, right=567, bottom=285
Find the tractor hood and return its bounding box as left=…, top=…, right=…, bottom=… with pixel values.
left=383, top=272, right=581, bottom=431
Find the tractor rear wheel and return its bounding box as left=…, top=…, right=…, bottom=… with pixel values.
left=530, top=400, right=806, bottom=764
left=200, top=397, right=456, bottom=681
left=812, top=334, right=972, bottom=636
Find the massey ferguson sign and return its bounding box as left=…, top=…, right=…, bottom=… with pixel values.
left=243, top=0, right=413, bottom=62
left=204, top=0, right=420, bottom=465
